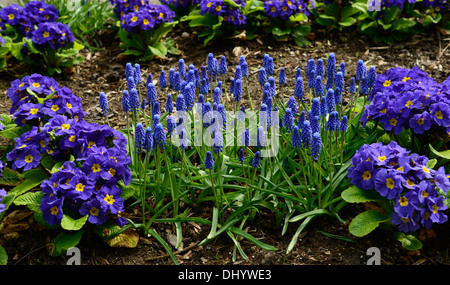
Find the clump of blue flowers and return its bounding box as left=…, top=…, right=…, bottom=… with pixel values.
left=348, top=141, right=449, bottom=233
left=4, top=74, right=131, bottom=228
left=361, top=66, right=450, bottom=137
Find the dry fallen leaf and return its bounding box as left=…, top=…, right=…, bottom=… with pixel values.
left=105, top=229, right=139, bottom=248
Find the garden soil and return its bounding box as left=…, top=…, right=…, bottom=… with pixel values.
left=0, top=23, right=449, bottom=266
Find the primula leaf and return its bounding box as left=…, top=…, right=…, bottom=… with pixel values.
left=13, top=191, right=42, bottom=212
left=51, top=230, right=84, bottom=256
left=341, top=186, right=381, bottom=203
left=349, top=210, right=389, bottom=237
left=0, top=246, right=7, bottom=265
left=61, top=214, right=89, bottom=231
left=429, top=144, right=450, bottom=160
left=394, top=232, right=422, bottom=251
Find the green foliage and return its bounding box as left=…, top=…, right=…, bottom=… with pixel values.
left=118, top=21, right=180, bottom=61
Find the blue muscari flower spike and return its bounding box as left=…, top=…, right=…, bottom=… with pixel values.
left=99, top=92, right=109, bottom=115
left=349, top=77, right=356, bottom=93
left=241, top=61, right=248, bottom=77
left=326, top=88, right=335, bottom=112
left=308, top=69, right=315, bottom=90
left=367, top=66, right=376, bottom=89
left=122, top=90, right=130, bottom=112
left=306, top=59, right=315, bottom=79
left=234, top=65, right=242, bottom=81
left=207, top=53, right=215, bottom=76
left=233, top=79, right=242, bottom=102
left=176, top=94, right=186, bottom=112
left=141, top=98, right=146, bottom=111
left=257, top=126, right=266, bottom=147
left=159, top=70, right=167, bottom=89
left=127, top=76, right=136, bottom=91
left=320, top=96, right=327, bottom=116
left=263, top=54, right=270, bottom=70
left=213, top=58, right=219, bottom=79
left=152, top=101, right=161, bottom=118
left=311, top=97, right=320, bottom=117
left=326, top=111, right=340, bottom=131
left=295, top=68, right=302, bottom=81
left=212, top=131, right=223, bottom=154
left=179, top=128, right=188, bottom=150
left=360, top=76, right=369, bottom=96
left=335, top=71, right=344, bottom=96
left=237, top=105, right=245, bottom=122
left=167, top=116, right=176, bottom=137
left=311, top=115, right=320, bottom=134
left=298, top=109, right=305, bottom=129
left=287, top=96, right=297, bottom=115
left=279, top=67, right=286, bottom=86
left=146, top=73, right=153, bottom=88
left=259, top=67, right=267, bottom=88
left=178, top=59, right=186, bottom=79
left=202, top=102, right=212, bottom=127
left=242, top=128, right=250, bottom=147
left=268, top=76, right=276, bottom=97
left=310, top=132, right=321, bottom=161
left=238, top=148, right=245, bottom=163
left=219, top=55, right=227, bottom=75
left=125, top=62, right=133, bottom=80
left=252, top=151, right=261, bottom=168
left=152, top=114, right=161, bottom=130
left=301, top=120, right=312, bottom=147
left=201, top=77, right=209, bottom=95
left=134, top=63, right=141, bottom=84
left=284, top=108, right=294, bottom=132
left=187, top=69, right=196, bottom=85
left=259, top=104, right=269, bottom=130
left=194, top=68, right=200, bottom=88
left=198, top=94, right=205, bottom=105
left=218, top=104, right=227, bottom=130
left=147, top=83, right=157, bottom=106
left=173, top=72, right=181, bottom=91
left=169, top=68, right=175, bottom=89
left=326, top=52, right=336, bottom=81
left=334, top=87, right=341, bottom=105
left=325, top=77, right=333, bottom=92
left=316, top=58, right=324, bottom=77
left=339, top=61, right=346, bottom=77
left=166, top=93, right=173, bottom=113
left=229, top=79, right=235, bottom=96
left=315, top=76, right=324, bottom=97
left=213, top=87, right=221, bottom=104
left=130, top=88, right=140, bottom=112
left=266, top=56, right=274, bottom=75
left=262, top=83, right=271, bottom=105
left=135, top=123, right=145, bottom=152
left=205, top=151, right=214, bottom=170
left=356, top=59, right=365, bottom=81
left=184, top=82, right=195, bottom=110
left=144, top=127, right=153, bottom=152
left=154, top=123, right=166, bottom=149
left=292, top=126, right=301, bottom=148
left=294, top=76, right=305, bottom=100
left=340, top=115, right=348, bottom=132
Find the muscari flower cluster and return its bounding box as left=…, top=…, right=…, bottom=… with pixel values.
left=263, top=0, right=312, bottom=20
left=281, top=52, right=354, bottom=161
left=348, top=141, right=450, bottom=233
left=0, top=1, right=59, bottom=38
left=5, top=74, right=131, bottom=227
left=199, top=0, right=247, bottom=27
left=109, top=0, right=176, bottom=33
left=360, top=66, right=450, bottom=136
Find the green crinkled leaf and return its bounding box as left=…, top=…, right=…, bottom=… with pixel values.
left=61, top=214, right=89, bottom=231
left=51, top=230, right=84, bottom=256
left=0, top=246, right=7, bottom=265
left=13, top=191, right=42, bottom=212
left=394, top=232, right=422, bottom=251
left=349, top=210, right=389, bottom=237
left=341, top=186, right=381, bottom=203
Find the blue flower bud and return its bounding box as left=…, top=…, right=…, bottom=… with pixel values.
left=292, top=126, right=301, bottom=148
left=205, top=151, right=214, bottom=170
left=310, top=132, right=321, bottom=161
left=252, top=151, right=261, bottom=168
